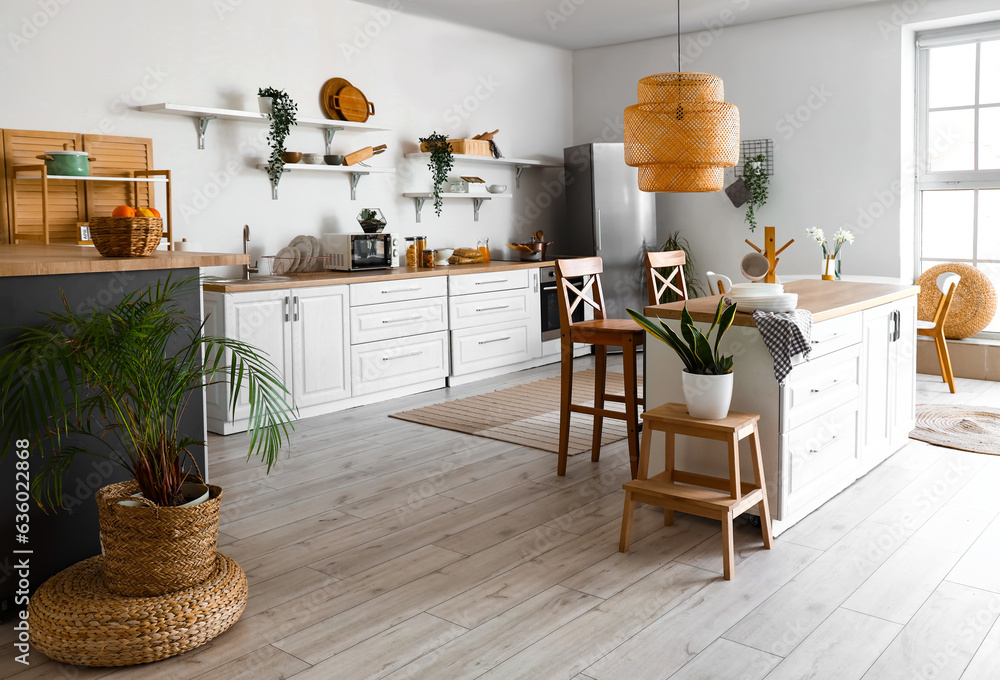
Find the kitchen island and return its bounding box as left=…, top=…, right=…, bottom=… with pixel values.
left=0, top=244, right=246, bottom=617
left=643, top=279, right=920, bottom=535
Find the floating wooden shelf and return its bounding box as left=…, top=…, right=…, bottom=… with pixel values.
left=402, top=192, right=512, bottom=223
left=13, top=174, right=170, bottom=183
left=255, top=163, right=395, bottom=200
left=404, top=152, right=562, bottom=188
left=138, top=103, right=391, bottom=151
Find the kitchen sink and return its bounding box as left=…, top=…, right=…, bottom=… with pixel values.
left=205, top=275, right=294, bottom=284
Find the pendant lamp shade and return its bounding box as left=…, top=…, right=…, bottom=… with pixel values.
left=624, top=72, right=740, bottom=192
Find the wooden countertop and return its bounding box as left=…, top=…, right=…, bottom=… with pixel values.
left=644, top=279, right=920, bottom=327
left=0, top=244, right=249, bottom=278
left=202, top=259, right=554, bottom=293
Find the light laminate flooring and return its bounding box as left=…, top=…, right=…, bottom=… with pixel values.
left=6, top=362, right=1000, bottom=680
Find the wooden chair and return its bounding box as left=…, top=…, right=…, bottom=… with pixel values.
left=645, top=250, right=688, bottom=305
left=555, top=257, right=644, bottom=478
left=918, top=272, right=961, bottom=393
left=706, top=271, right=733, bottom=295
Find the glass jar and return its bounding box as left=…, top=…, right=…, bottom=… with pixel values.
left=478, top=237, right=491, bottom=263
left=414, top=236, right=427, bottom=267
left=404, top=237, right=417, bottom=268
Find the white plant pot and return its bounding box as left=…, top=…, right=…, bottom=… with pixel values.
left=681, top=370, right=734, bottom=420
left=258, top=96, right=273, bottom=114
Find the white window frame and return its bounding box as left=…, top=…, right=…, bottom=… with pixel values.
left=916, top=22, right=1000, bottom=337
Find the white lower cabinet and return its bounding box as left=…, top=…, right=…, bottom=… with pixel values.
left=451, top=321, right=538, bottom=376
left=351, top=331, right=450, bottom=396
left=205, top=285, right=350, bottom=434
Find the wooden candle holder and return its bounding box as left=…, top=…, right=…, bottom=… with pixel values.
left=745, top=226, right=794, bottom=284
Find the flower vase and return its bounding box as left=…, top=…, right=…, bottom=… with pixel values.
left=822, top=254, right=841, bottom=281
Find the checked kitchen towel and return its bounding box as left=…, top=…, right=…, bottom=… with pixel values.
left=753, top=309, right=813, bottom=383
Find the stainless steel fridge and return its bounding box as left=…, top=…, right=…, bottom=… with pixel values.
left=561, top=143, right=656, bottom=320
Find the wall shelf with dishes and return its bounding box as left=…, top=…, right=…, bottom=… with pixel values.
left=403, top=153, right=562, bottom=188
left=402, top=192, right=512, bottom=223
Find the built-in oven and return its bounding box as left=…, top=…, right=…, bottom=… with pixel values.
left=539, top=265, right=586, bottom=342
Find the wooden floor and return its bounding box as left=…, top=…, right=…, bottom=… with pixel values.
left=6, top=358, right=1000, bottom=680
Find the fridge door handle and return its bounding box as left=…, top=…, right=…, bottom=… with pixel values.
left=595, top=208, right=602, bottom=251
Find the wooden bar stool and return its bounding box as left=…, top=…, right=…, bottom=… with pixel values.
left=619, top=403, right=773, bottom=580
left=555, top=257, right=644, bottom=478
left=644, top=250, right=688, bottom=305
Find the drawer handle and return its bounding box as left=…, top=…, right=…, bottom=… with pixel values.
left=478, top=336, right=511, bottom=345
left=475, top=305, right=510, bottom=312
left=382, top=286, right=422, bottom=294
left=809, top=436, right=840, bottom=454
left=475, top=279, right=508, bottom=286
left=811, top=333, right=840, bottom=344
left=382, top=351, right=423, bottom=361
left=382, top=315, right=423, bottom=324
left=810, top=379, right=841, bottom=393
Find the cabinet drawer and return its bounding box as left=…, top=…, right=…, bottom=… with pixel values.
left=351, top=331, right=449, bottom=396
left=807, top=313, right=862, bottom=359
left=451, top=320, right=539, bottom=376
left=449, top=269, right=529, bottom=296
left=781, top=344, right=861, bottom=432
left=449, top=288, right=531, bottom=330
left=781, top=400, right=861, bottom=517
left=350, top=297, right=448, bottom=345
left=350, top=276, right=448, bottom=307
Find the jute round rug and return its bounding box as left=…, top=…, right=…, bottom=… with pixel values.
left=911, top=404, right=1000, bottom=456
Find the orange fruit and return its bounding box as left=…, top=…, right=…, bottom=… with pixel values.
left=112, top=205, right=135, bottom=218
left=146, top=207, right=161, bottom=217
left=135, top=207, right=155, bottom=218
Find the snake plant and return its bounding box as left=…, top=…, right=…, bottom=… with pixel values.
left=627, top=297, right=737, bottom=375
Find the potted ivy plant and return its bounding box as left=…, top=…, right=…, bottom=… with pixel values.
left=0, top=276, right=294, bottom=596
left=628, top=298, right=737, bottom=419
left=418, top=132, right=454, bottom=216
left=742, top=153, right=769, bottom=232
left=258, top=87, right=298, bottom=199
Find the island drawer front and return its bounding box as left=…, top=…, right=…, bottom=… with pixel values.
left=449, top=269, right=529, bottom=296
left=351, top=331, right=449, bottom=396
left=450, top=320, right=537, bottom=376
left=350, top=297, right=449, bottom=345
left=350, top=277, right=448, bottom=307
left=807, top=313, right=862, bottom=359
left=781, top=399, right=861, bottom=518
left=449, top=288, right=532, bottom=330
left=781, top=344, right=862, bottom=432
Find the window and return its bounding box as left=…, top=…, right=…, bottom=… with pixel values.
left=917, top=24, right=1000, bottom=334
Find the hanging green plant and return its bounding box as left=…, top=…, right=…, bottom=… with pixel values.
left=742, top=153, right=769, bottom=232
left=258, top=87, right=298, bottom=198
left=418, top=132, right=454, bottom=216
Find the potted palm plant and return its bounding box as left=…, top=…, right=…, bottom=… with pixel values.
left=0, top=276, right=293, bottom=596
left=628, top=298, right=737, bottom=419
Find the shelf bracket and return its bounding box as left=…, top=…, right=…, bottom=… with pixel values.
left=323, top=128, right=344, bottom=155
left=413, top=197, right=425, bottom=223
left=472, top=197, right=486, bottom=222
left=349, top=171, right=366, bottom=201
left=515, top=165, right=526, bottom=189
left=197, top=115, right=217, bottom=150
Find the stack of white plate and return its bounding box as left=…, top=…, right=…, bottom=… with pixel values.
left=727, top=283, right=798, bottom=313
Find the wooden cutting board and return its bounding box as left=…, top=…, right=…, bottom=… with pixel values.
left=320, top=77, right=352, bottom=120
left=334, top=85, right=374, bottom=122
left=344, top=144, right=386, bottom=166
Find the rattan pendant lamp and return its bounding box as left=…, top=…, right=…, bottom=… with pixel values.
left=624, top=1, right=740, bottom=192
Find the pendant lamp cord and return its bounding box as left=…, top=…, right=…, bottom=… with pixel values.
left=677, top=0, right=681, bottom=71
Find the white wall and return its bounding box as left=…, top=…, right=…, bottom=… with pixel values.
left=572, top=0, right=1000, bottom=287
left=0, top=0, right=571, bottom=273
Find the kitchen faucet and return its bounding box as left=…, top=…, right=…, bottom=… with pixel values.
left=243, top=224, right=258, bottom=280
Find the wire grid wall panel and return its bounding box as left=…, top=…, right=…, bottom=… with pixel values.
left=735, top=139, right=774, bottom=177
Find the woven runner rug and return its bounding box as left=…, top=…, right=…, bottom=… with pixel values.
left=910, top=404, right=1000, bottom=456
left=389, top=370, right=642, bottom=455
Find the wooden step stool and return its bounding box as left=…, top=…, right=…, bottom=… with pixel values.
left=619, top=403, right=773, bottom=580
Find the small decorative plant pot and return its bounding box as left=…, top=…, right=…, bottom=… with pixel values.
left=357, top=208, right=387, bottom=234
left=258, top=96, right=273, bottom=114
left=681, top=370, right=734, bottom=420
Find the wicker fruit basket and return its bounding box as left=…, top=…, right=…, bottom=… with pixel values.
left=89, top=216, right=163, bottom=257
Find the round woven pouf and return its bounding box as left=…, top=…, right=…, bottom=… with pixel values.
left=917, top=263, right=997, bottom=339
left=27, top=553, right=247, bottom=667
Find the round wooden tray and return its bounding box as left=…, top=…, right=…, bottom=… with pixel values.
left=320, top=77, right=352, bottom=120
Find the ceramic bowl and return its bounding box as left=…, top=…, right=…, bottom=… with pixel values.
left=434, top=248, right=454, bottom=260
left=487, top=184, right=507, bottom=194
left=281, top=151, right=302, bottom=163
left=302, top=153, right=325, bottom=165
left=324, top=154, right=345, bottom=166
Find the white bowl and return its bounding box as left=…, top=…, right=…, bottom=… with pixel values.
left=487, top=184, right=507, bottom=194
left=302, top=153, right=325, bottom=165
left=731, top=282, right=784, bottom=294
left=736, top=293, right=798, bottom=313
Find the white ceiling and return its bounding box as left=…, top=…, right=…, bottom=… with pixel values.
left=353, top=0, right=883, bottom=50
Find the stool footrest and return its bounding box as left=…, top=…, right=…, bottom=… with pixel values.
left=570, top=404, right=628, bottom=421
left=604, top=394, right=644, bottom=406
left=671, top=470, right=758, bottom=496
left=624, top=476, right=764, bottom=515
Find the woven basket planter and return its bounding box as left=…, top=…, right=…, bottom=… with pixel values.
left=96, top=480, right=222, bottom=597
left=88, top=216, right=163, bottom=257
left=27, top=553, right=247, bottom=667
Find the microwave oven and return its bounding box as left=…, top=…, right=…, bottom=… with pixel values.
left=322, top=233, right=401, bottom=271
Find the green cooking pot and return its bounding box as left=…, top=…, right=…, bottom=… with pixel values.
left=37, top=150, right=94, bottom=177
